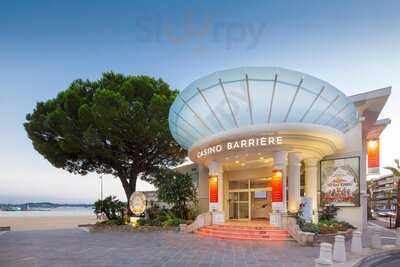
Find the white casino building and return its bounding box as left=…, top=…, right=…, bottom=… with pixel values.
left=168, top=67, right=391, bottom=231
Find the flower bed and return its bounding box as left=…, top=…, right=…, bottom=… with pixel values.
left=289, top=204, right=356, bottom=246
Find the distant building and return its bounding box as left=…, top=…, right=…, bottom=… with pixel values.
left=140, top=191, right=170, bottom=209
left=369, top=174, right=398, bottom=211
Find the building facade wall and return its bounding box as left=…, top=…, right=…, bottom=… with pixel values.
left=322, top=122, right=365, bottom=230
left=189, top=122, right=366, bottom=230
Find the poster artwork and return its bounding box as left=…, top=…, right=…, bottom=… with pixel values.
left=320, top=157, right=360, bottom=207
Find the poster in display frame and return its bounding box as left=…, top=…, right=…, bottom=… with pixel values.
left=320, top=156, right=360, bottom=207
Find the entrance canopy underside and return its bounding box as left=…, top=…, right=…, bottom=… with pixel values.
left=169, top=66, right=359, bottom=150
left=188, top=123, right=345, bottom=166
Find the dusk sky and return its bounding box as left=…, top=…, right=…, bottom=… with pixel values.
left=1, top=0, right=399, bottom=203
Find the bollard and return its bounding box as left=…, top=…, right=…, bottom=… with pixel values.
left=351, top=231, right=362, bottom=254
left=396, top=228, right=400, bottom=247
left=370, top=232, right=381, bottom=249
left=315, top=242, right=333, bottom=267
left=333, top=235, right=346, bottom=262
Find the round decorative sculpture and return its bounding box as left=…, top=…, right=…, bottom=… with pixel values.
left=129, top=192, right=146, bottom=216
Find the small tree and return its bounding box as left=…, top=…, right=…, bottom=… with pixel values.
left=384, top=159, right=400, bottom=228
left=151, top=169, right=197, bottom=220
left=94, top=196, right=125, bottom=223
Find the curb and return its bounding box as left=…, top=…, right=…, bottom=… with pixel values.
left=350, top=248, right=400, bottom=267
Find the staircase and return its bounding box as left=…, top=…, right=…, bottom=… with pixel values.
left=195, top=223, right=293, bottom=241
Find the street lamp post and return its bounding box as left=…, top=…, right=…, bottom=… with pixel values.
left=100, top=175, right=103, bottom=213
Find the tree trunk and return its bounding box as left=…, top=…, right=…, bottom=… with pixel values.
left=119, top=176, right=137, bottom=216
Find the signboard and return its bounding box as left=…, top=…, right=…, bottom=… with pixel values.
left=129, top=192, right=147, bottom=216
left=271, top=169, right=283, bottom=211
left=320, top=157, right=360, bottom=207
left=367, top=139, right=380, bottom=174
left=209, top=176, right=218, bottom=203
left=197, top=136, right=283, bottom=159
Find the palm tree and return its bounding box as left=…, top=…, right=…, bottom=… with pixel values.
left=384, top=159, right=400, bottom=228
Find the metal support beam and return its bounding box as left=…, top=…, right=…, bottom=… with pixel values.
left=300, top=86, right=325, bottom=122
left=267, top=74, right=278, bottom=123
left=196, top=87, right=225, bottom=131
left=284, top=78, right=304, bottom=122
left=245, top=74, right=254, bottom=124
left=179, top=95, right=214, bottom=134
left=219, top=78, right=238, bottom=128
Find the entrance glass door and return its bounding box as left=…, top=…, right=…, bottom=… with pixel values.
left=228, top=191, right=249, bottom=220
left=228, top=178, right=271, bottom=221
left=251, top=191, right=271, bottom=220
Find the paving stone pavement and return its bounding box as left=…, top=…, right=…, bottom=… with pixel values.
left=0, top=228, right=318, bottom=267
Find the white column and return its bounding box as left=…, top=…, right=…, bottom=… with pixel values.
left=304, top=158, right=319, bottom=223
left=288, top=153, right=301, bottom=213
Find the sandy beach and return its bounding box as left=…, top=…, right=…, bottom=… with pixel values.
left=0, top=215, right=97, bottom=231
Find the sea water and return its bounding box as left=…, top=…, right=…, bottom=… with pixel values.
left=0, top=206, right=94, bottom=217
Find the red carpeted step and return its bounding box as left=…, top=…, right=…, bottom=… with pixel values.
left=194, top=224, right=293, bottom=241
left=202, top=225, right=286, bottom=233
left=199, top=227, right=289, bottom=236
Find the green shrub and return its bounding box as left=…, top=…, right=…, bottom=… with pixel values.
left=100, top=219, right=124, bottom=225
left=338, top=221, right=356, bottom=230
left=301, top=223, right=320, bottom=234
left=187, top=205, right=200, bottom=221
left=162, top=212, right=183, bottom=227
left=319, top=219, right=339, bottom=226
left=319, top=205, right=339, bottom=221
left=319, top=224, right=338, bottom=234
left=136, top=218, right=147, bottom=226
left=146, top=204, right=161, bottom=221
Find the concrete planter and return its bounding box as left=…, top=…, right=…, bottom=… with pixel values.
left=313, top=229, right=353, bottom=246
left=286, top=216, right=354, bottom=247
left=85, top=224, right=178, bottom=233
left=180, top=212, right=212, bottom=233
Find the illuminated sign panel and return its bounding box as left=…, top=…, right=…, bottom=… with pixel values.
left=197, top=136, right=283, bottom=159
left=209, top=176, right=218, bottom=203
left=271, top=169, right=283, bottom=210
left=367, top=139, right=380, bottom=174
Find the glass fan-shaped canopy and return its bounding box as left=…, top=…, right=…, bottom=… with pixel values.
left=169, top=67, right=358, bottom=150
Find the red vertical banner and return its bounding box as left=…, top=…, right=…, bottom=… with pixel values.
left=209, top=176, right=218, bottom=203
left=368, top=139, right=380, bottom=174
left=271, top=170, right=283, bottom=203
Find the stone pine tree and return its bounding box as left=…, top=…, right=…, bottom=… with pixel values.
left=24, top=72, right=186, bottom=208
left=385, top=159, right=400, bottom=228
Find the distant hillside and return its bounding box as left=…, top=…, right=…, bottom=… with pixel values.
left=0, top=202, right=93, bottom=210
